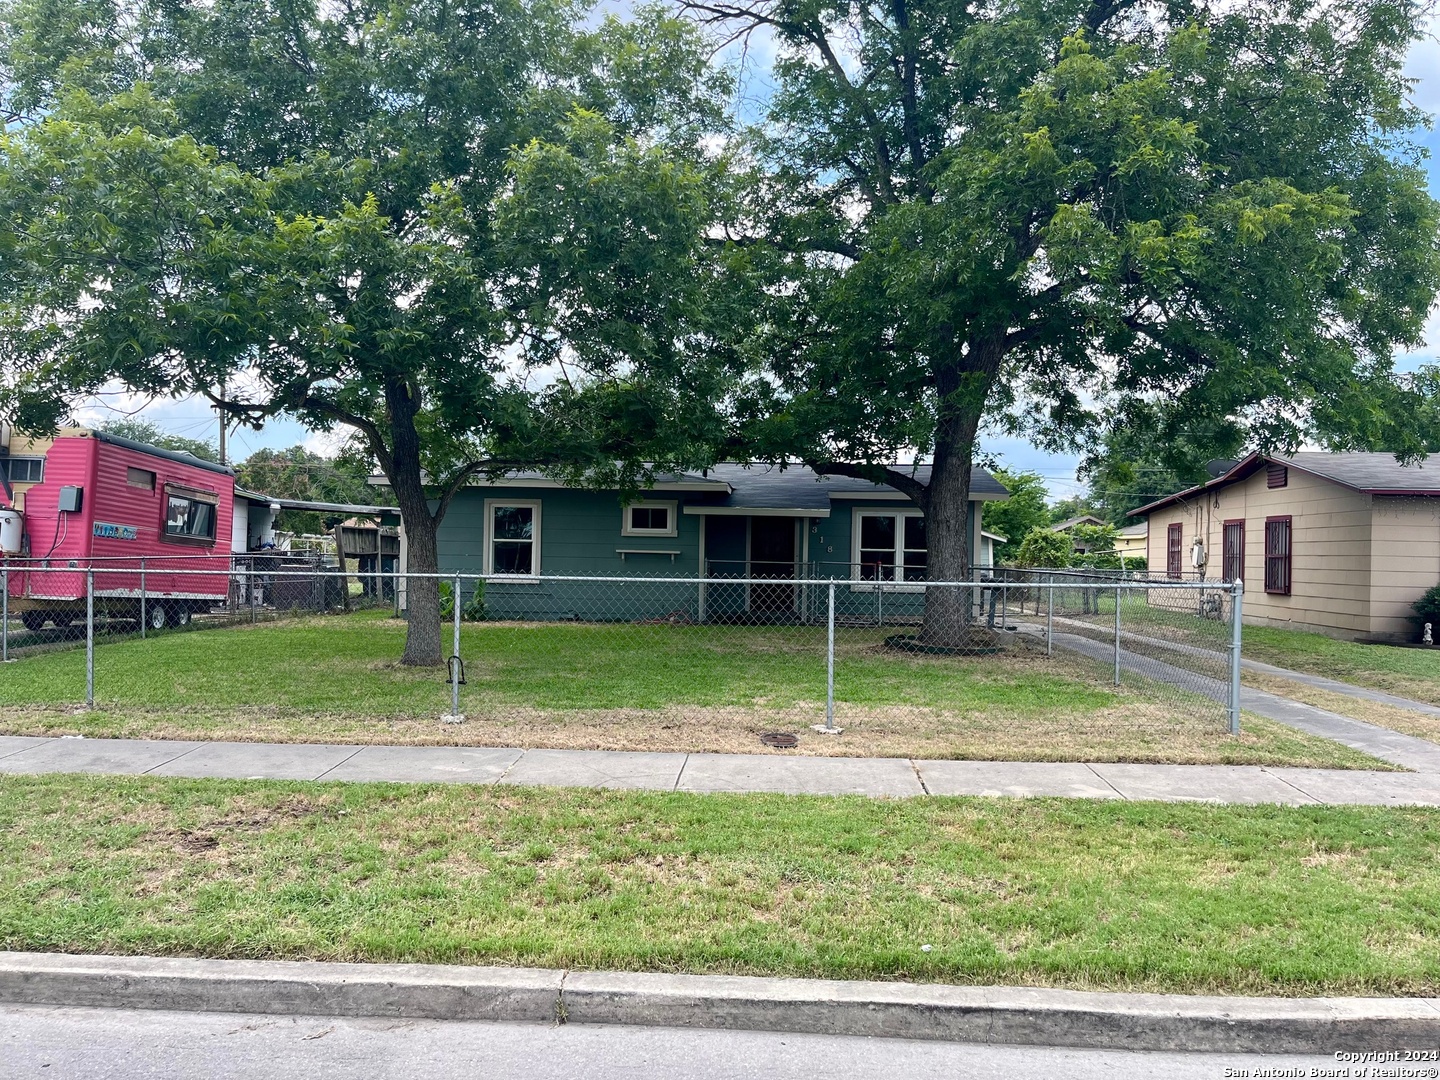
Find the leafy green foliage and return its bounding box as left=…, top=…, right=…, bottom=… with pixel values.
left=95, top=419, right=219, bottom=464
left=1413, top=585, right=1440, bottom=626
left=439, top=580, right=487, bottom=623
left=982, top=468, right=1050, bottom=561
left=234, top=446, right=388, bottom=536
left=705, top=0, right=1440, bottom=587
left=0, top=0, right=732, bottom=662
left=1014, top=527, right=1072, bottom=569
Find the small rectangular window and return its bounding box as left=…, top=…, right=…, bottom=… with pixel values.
left=1267, top=463, right=1288, bottom=488
left=127, top=467, right=156, bottom=490
left=1222, top=520, right=1245, bottom=583
left=1166, top=523, right=1183, bottom=579
left=2, top=456, right=43, bottom=483
left=621, top=501, right=677, bottom=537
left=488, top=502, right=539, bottom=575
left=1264, top=517, right=1292, bottom=595
left=165, top=494, right=217, bottom=540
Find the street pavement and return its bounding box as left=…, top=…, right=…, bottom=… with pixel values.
left=0, top=1004, right=1344, bottom=1080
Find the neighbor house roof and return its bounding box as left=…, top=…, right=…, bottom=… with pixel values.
left=1129, top=452, right=1440, bottom=517
left=1050, top=514, right=1106, bottom=531
left=235, top=488, right=399, bottom=517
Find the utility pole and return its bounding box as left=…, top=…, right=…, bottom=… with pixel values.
left=216, top=379, right=228, bottom=465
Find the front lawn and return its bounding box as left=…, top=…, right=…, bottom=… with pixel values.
left=2, top=774, right=1438, bottom=996
left=0, top=612, right=1386, bottom=767
left=1243, top=625, right=1440, bottom=707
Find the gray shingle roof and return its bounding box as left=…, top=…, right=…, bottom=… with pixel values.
left=693, top=463, right=1007, bottom=511
left=1276, top=452, right=1440, bottom=492
left=1129, top=451, right=1440, bottom=517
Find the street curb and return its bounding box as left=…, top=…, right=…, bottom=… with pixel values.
left=2, top=952, right=1438, bottom=1054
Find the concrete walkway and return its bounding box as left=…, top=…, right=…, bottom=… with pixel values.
left=7, top=733, right=1440, bottom=806
left=1016, top=622, right=1440, bottom=773
left=1243, top=655, right=1440, bottom=718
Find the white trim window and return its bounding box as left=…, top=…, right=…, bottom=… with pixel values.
left=484, top=499, right=541, bottom=576
left=620, top=500, right=678, bottom=538
left=3, top=456, right=44, bottom=483
left=852, top=509, right=927, bottom=585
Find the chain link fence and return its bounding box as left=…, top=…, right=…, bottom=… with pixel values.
left=2, top=563, right=1243, bottom=748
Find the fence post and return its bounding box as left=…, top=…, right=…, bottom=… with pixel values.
left=139, top=557, right=146, bottom=639
left=1229, top=581, right=1244, bottom=736
left=1, top=567, right=8, bottom=662
left=250, top=568, right=257, bottom=624
left=394, top=563, right=402, bottom=619
left=1046, top=573, right=1054, bottom=657
left=823, top=580, right=837, bottom=732
left=1000, top=579, right=1008, bottom=629
left=85, top=568, right=95, bottom=707
left=1113, top=583, right=1122, bottom=686
left=450, top=572, right=463, bottom=720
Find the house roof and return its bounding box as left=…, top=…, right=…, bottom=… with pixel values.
left=1050, top=514, right=1106, bottom=531
left=683, top=463, right=1007, bottom=514
left=1117, top=521, right=1147, bottom=537
left=235, top=487, right=398, bottom=517
left=376, top=461, right=1009, bottom=515
left=1129, top=452, right=1440, bottom=517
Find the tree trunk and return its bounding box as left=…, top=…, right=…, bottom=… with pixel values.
left=919, top=440, right=976, bottom=645
left=919, top=337, right=999, bottom=647
left=382, top=377, right=444, bottom=667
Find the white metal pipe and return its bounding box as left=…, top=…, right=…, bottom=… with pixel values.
left=451, top=572, right=462, bottom=718
left=825, top=581, right=836, bottom=731
left=85, top=569, right=95, bottom=707
left=1229, top=581, right=1244, bottom=736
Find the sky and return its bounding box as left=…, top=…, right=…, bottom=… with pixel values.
left=70, top=14, right=1440, bottom=502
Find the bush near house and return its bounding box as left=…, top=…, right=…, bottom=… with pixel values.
left=1413, top=584, right=1440, bottom=627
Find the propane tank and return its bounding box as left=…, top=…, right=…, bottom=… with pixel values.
left=0, top=507, right=22, bottom=554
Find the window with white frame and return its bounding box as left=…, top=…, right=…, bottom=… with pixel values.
left=620, top=500, right=677, bottom=537
left=853, top=510, right=927, bottom=583
left=2, top=456, right=43, bottom=483
left=485, top=500, right=540, bottom=575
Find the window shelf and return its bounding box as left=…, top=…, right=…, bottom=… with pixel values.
left=617, top=549, right=682, bottom=562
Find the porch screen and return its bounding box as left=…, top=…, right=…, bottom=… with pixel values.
left=1264, top=517, right=1292, bottom=595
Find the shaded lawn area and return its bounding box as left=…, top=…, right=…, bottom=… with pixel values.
left=1243, top=626, right=1440, bottom=708
left=0, top=612, right=1388, bottom=768
left=3, top=774, right=1439, bottom=996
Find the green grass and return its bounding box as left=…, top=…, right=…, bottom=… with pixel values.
left=3, top=774, right=1439, bottom=995
left=1243, top=625, right=1440, bottom=707
left=0, top=611, right=1390, bottom=768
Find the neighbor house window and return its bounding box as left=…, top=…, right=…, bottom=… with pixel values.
left=1222, top=520, right=1245, bottom=584
left=127, top=467, right=155, bottom=490
left=1167, top=523, right=1183, bottom=579
left=620, top=500, right=677, bottom=537
left=853, top=510, right=926, bottom=583
left=2, top=456, right=43, bottom=483
left=163, top=486, right=218, bottom=542
left=485, top=500, right=540, bottom=575
left=1264, top=516, right=1292, bottom=595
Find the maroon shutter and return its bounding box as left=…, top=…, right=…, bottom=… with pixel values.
left=1222, top=520, right=1245, bottom=583
left=1167, top=523, right=1183, bottom=579
left=1264, top=517, right=1292, bottom=595
left=1266, top=463, right=1288, bottom=488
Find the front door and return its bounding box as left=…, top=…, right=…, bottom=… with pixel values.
left=749, top=517, right=796, bottom=613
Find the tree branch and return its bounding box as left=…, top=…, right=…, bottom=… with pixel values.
left=806, top=459, right=929, bottom=504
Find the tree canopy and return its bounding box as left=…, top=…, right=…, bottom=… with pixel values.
left=96, top=419, right=219, bottom=464
left=689, top=0, right=1440, bottom=639
left=982, top=467, right=1050, bottom=562
left=234, top=445, right=387, bottom=536
left=0, top=0, right=733, bottom=663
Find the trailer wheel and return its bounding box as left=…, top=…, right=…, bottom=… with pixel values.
left=21, top=611, right=47, bottom=632
left=148, top=604, right=168, bottom=632
left=172, top=607, right=192, bottom=627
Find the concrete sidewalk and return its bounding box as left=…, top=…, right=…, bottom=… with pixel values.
left=6, top=733, right=1440, bottom=805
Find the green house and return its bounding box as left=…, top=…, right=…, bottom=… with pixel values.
left=425, top=463, right=1009, bottom=622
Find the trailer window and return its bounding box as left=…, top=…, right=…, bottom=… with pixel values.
left=3, top=456, right=43, bottom=483
left=127, top=467, right=155, bottom=490
left=165, top=494, right=217, bottom=541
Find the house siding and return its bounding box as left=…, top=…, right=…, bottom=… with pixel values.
left=1141, top=466, right=1440, bottom=640
left=436, top=485, right=986, bottom=623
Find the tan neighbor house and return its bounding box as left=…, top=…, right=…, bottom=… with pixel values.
left=1131, top=453, right=1440, bottom=642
